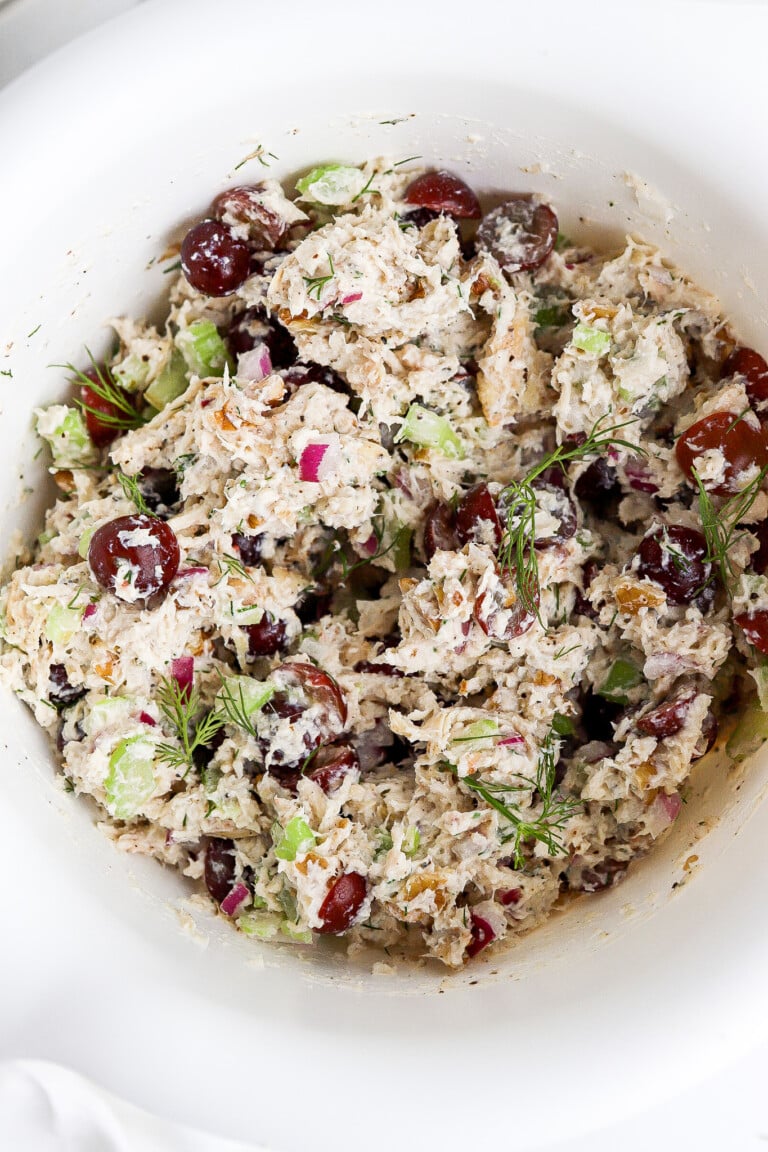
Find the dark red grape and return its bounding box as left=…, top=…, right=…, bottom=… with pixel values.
left=138, top=467, right=179, bottom=515
left=296, top=588, right=333, bottom=625
left=722, top=346, right=768, bottom=409
left=531, top=480, right=577, bottom=545
left=87, top=514, right=180, bottom=601
left=227, top=307, right=297, bottom=369
left=676, top=411, right=768, bottom=498
left=580, top=690, right=623, bottom=743
left=735, top=609, right=768, bottom=655
left=636, top=525, right=713, bottom=606
left=211, top=184, right=287, bottom=250
left=80, top=370, right=135, bottom=448
left=477, top=197, right=558, bottom=273
left=282, top=362, right=349, bottom=397
left=180, top=219, right=250, bottom=297
left=574, top=458, right=620, bottom=510
left=272, top=662, right=347, bottom=728
left=637, top=686, right=697, bottom=739
left=204, top=838, right=236, bottom=904
left=474, top=582, right=536, bottom=641
left=570, top=858, right=627, bottom=893
left=231, top=532, right=263, bottom=566
left=404, top=171, right=481, bottom=219
left=498, top=888, right=522, bottom=907
left=353, top=660, right=405, bottom=677
left=48, top=664, right=86, bottom=710
left=455, top=483, right=502, bottom=548
left=243, top=615, right=287, bottom=658
left=401, top=207, right=441, bottom=228
left=317, top=872, right=367, bottom=934
left=306, top=744, right=360, bottom=794
left=423, top=501, right=458, bottom=560
left=750, top=520, right=768, bottom=574
left=466, top=913, right=495, bottom=958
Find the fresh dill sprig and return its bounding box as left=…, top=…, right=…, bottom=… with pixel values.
left=693, top=463, right=768, bottom=593
left=216, top=679, right=259, bottom=739
left=154, top=675, right=225, bottom=775
left=351, top=171, right=380, bottom=202
left=313, top=521, right=409, bottom=584
left=215, top=552, right=253, bottom=584
left=303, top=254, right=335, bottom=301
left=448, top=726, right=579, bottom=868
left=116, top=471, right=150, bottom=515
left=63, top=349, right=147, bottom=433
left=497, top=415, right=644, bottom=617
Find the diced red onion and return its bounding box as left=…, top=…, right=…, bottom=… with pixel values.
left=175, top=567, right=209, bottom=580
left=654, top=792, right=682, bottom=826
left=139, top=711, right=156, bottom=727
left=171, top=656, right=194, bottom=700
left=362, top=533, right=379, bottom=555
left=237, top=342, right=272, bottom=383
left=498, top=732, right=525, bottom=747
left=498, top=887, right=522, bottom=906
left=220, top=882, right=250, bottom=917
left=625, top=460, right=659, bottom=493
left=340, top=292, right=363, bottom=306
left=299, top=436, right=341, bottom=483
left=83, top=603, right=97, bottom=620
left=467, top=913, right=495, bottom=958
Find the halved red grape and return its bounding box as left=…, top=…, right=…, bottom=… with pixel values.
left=80, top=370, right=136, bottom=448
left=466, top=913, right=495, bottom=958
left=352, top=660, right=405, bottom=677
left=637, top=685, right=697, bottom=739
left=574, top=458, right=620, bottom=510
left=401, top=207, right=441, bottom=228
left=306, top=743, right=360, bottom=794
left=636, top=525, right=713, bottom=606
left=231, top=531, right=263, bottom=566
left=87, top=514, right=180, bottom=602
left=227, top=307, right=297, bottom=368
left=138, top=467, right=180, bottom=515
left=211, top=185, right=287, bottom=250
left=477, top=197, right=558, bottom=273
left=722, top=346, right=768, bottom=409
left=48, top=664, right=86, bottom=710
left=404, top=170, right=481, bottom=219
left=455, top=483, right=502, bottom=548
left=204, top=838, right=236, bottom=904
left=181, top=219, right=250, bottom=297
left=272, top=662, right=347, bottom=728
left=423, top=501, right=459, bottom=560
left=750, top=520, right=768, bottom=575
left=531, top=480, right=577, bottom=545
left=675, top=411, right=768, bottom=497
left=735, top=609, right=768, bottom=655
left=316, top=872, right=367, bottom=934
left=243, top=616, right=287, bottom=658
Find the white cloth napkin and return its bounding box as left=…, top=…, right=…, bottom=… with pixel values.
left=0, top=1061, right=267, bottom=1152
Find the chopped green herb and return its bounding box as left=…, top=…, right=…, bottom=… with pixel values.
left=116, top=471, right=150, bottom=515
left=154, top=675, right=225, bottom=775
left=303, top=254, right=335, bottom=301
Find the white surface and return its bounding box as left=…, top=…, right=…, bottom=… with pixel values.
left=3, top=2, right=768, bottom=1151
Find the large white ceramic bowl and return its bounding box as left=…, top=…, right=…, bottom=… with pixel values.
left=3, top=2, right=768, bottom=1148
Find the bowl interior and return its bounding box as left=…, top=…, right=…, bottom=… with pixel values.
left=3, top=4, right=768, bottom=1148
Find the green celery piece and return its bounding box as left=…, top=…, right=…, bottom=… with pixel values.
left=36, top=406, right=98, bottom=468
left=112, top=351, right=151, bottom=393
left=374, top=828, right=394, bottom=858
left=280, top=921, right=313, bottom=943
left=217, top=676, right=274, bottom=719
left=394, top=403, right=464, bottom=460
left=83, top=696, right=136, bottom=737
left=145, top=350, right=189, bottom=411
left=105, top=735, right=156, bottom=819
left=462, top=718, right=498, bottom=741
left=402, top=826, right=421, bottom=857
left=597, top=658, right=642, bottom=704
left=751, top=666, right=768, bottom=711
left=232, top=605, right=264, bottom=625
left=45, top=602, right=84, bottom=646
left=552, top=712, right=575, bottom=738
left=78, top=525, right=96, bottom=560
left=572, top=323, right=611, bottom=356
left=237, top=911, right=281, bottom=939
left=295, top=163, right=366, bottom=205
left=274, top=816, right=316, bottom=861
left=176, top=321, right=233, bottom=378
left=535, top=304, right=570, bottom=329
left=392, top=525, right=412, bottom=572
left=726, top=703, right=768, bottom=763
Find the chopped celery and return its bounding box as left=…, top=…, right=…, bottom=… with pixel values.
left=176, top=321, right=233, bottom=378
left=535, top=304, right=570, bottom=329
left=461, top=718, right=498, bottom=742
left=394, top=404, right=464, bottom=459
left=201, top=764, right=222, bottom=794
left=232, top=604, right=264, bottom=625
left=280, top=921, right=313, bottom=943
left=35, top=406, right=98, bottom=468
left=726, top=703, right=768, bottom=763
left=552, top=712, right=575, bottom=737
left=392, top=525, right=412, bottom=572
left=237, top=911, right=281, bottom=939
left=45, top=603, right=84, bottom=646
left=597, top=658, right=642, bottom=704
left=402, top=826, right=421, bottom=857
left=374, top=828, right=394, bottom=858
left=751, top=666, right=768, bottom=712
left=295, top=163, right=366, bottom=205
left=572, top=323, right=611, bottom=356
left=145, top=350, right=188, bottom=411
left=78, top=524, right=96, bottom=559
left=82, top=695, right=136, bottom=737
left=105, top=734, right=155, bottom=819
left=217, top=676, right=274, bottom=721
left=112, top=351, right=151, bottom=393
left=274, top=816, right=316, bottom=861
left=278, top=886, right=298, bottom=921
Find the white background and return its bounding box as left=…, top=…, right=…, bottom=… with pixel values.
left=2, top=1, right=768, bottom=1149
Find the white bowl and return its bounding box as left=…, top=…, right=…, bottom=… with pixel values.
left=3, top=1, right=768, bottom=1148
